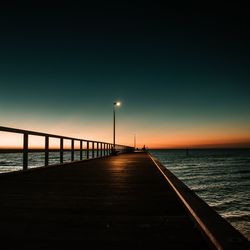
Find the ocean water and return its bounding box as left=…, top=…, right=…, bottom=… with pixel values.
left=149, top=149, right=250, bottom=240
left=0, top=151, right=99, bottom=173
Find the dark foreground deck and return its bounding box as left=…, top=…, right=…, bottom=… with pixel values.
left=0, top=153, right=248, bottom=249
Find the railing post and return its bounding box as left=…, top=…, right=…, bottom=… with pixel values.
left=45, top=136, right=49, bottom=166
left=71, top=139, right=74, bottom=161
left=100, top=143, right=103, bottom=157
left=23, top=133, right=28, bottom=170
left=86, top=141, right=89, bottom=159
left=80, top=140, right=83, bottom=160
left=97, top=142, right=99, bottom=157
left=60, top=138, right=64, bottom=163
left=92, top=142, right=95, bottom=158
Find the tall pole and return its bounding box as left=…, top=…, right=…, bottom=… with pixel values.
left=113, top=103, right=116, bottom=149
left=113, top=101, right=121, bottom=153
left=134, top=134, right=136, bottom=149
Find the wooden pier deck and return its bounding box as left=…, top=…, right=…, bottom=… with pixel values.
left=0, top=152, right=248, bottom=249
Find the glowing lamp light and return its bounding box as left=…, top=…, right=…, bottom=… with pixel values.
left=114, top=101, right=121, bottom=107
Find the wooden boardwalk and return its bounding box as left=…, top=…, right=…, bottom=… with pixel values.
left=0, top=153, right=248, bottom=249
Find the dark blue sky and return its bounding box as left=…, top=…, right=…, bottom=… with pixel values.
left=0, top=2, right=249, bottom=147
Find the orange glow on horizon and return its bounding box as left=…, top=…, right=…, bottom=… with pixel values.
left=1, top=121, right=250, bottom=150
left=148, top=139, right=250, bottom=149
left=133, top=134, right=250, bottom=149
left=0, top=131, right=249, bottom=150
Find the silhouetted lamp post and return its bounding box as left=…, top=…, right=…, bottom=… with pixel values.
left=113, top=101, right=121, bottom=152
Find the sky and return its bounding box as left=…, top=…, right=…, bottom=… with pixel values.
left=0, top=2, right=250, bottom=148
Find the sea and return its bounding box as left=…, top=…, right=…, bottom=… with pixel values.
left=150, top=149, right=250, bottom=240
left=0, top=148, right=249, bottom=240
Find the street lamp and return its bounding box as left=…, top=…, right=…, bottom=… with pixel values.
left=113, top=101, right=121, bottom=153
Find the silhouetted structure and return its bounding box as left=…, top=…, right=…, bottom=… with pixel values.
left=0, top=126, right=133, bottom=170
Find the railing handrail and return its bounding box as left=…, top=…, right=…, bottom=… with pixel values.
left=0, top=125, right=134, bottom=171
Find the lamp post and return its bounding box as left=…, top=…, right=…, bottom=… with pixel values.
left=113, top=101, right=121, bottom=153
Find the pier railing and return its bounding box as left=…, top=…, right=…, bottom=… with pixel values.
left=0, top=126, right=133, bottom=171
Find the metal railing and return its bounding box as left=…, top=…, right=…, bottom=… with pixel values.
left=0, top=126, right=133, bottom=171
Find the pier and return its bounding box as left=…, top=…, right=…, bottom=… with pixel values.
left=0, top=152, right=249, bottom=249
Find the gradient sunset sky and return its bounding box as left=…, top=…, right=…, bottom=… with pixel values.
left=0, top=2, right=249, bottom=148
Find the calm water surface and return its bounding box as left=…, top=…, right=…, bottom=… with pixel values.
left=0, top=151, right=97, bottom=173
left=150, top=149, right=250, bottom=240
